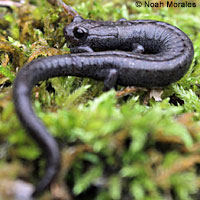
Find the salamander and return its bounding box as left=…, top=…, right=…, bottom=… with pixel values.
left=13, top=15, right=194, bottom=197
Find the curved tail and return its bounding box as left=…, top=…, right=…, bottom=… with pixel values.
left=13, top=55, right=75, bottom=197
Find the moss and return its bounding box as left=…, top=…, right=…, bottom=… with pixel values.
left=0, top=0, right=200, bottom=199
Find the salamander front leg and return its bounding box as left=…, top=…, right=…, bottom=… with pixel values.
left=103, top=69, right=118, bottom=91
left=70, top=46, right=94, bottom=53
left=132, top=43, right=144, bottom=53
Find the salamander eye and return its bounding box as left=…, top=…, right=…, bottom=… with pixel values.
left=73, top=27, right=88, bottom=39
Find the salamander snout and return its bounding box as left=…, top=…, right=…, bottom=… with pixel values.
left=63, top=25, right=74, bottom=43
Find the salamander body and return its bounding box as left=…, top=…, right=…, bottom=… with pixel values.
left=13, top=15, right=194, bottom=197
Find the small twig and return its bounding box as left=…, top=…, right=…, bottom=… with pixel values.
left=116, top=86, right=147, bottom=98
left=58, top=0, right=79, bottom=17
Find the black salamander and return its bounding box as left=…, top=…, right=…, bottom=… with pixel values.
left=13, top=15, right=194, bottom=197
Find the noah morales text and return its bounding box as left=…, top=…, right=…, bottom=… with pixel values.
left=145, top=1, right=196, bottom=8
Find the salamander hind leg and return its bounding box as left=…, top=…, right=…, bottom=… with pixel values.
left=103, top=69, right=118, bottom=91
left=132, top=43, right=144, bottom=53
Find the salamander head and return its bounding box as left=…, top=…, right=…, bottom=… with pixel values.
left=64, top=16, right=117, bottom=49
left=64, top=16, right=92, bottom=47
